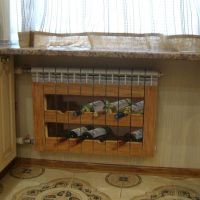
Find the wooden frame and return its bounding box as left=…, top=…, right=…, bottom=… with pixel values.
left=32, top=82, right=157, bottom=156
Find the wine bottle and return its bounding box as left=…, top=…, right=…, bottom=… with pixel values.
left=108, top=98, right=131, bottom=113
left=114, top=100, right=144, bottom=119
left=78, top=126, right=112, bottom=142
left=64, top=125, right=94, bottom=139
left=121, top=129, right=143, bottom=143
left=132, top=100, right=144, bottom=114
left=131, top=129, right=143, bottom=142
left=74, top=100, right=109, bottom=116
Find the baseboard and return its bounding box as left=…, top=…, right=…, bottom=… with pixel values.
left=15, top=157, right=200, bottom=178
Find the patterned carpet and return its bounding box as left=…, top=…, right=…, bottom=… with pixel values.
left=131, top=185, right=200, bottom=200
left=4, top=167, right=200, bottom=200
left=105, top=173, right=141, bottom=188
left=12, top=178, right=111, bottom=200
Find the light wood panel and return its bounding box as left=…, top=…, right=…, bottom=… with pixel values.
left=32, top=83, right=46, bottom=151
left=0, top=57, right=16, bottom=172
left=143, top=86, right=157, bottom=156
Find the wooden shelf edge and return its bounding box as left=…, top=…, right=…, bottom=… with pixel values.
left=41, top=82, right=145, bottom=98
left=39, top=137, right=144, bottom=156
left=44, top=110, right=144, bottom=127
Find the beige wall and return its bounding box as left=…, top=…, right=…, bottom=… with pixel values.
left=15, top=56, right=200, bottom=169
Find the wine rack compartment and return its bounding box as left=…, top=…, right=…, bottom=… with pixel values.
left=32, top=68, right=159, bottom=156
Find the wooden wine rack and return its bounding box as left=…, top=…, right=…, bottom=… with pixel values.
left=32, top=82, right=157, bottom=156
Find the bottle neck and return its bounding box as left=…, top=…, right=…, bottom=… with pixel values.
left=122, top=133, right=133, bottom=143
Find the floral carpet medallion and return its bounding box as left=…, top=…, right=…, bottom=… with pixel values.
left=10, top=166, right=45, bottom=179
left=131, top=185, right=200, bottom=200
left=12, top=178, right=111, bottom=200
left=105, top=173, right=141, bottom=188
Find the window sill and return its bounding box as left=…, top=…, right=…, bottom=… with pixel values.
left=0, top=45, right=200, bottom=61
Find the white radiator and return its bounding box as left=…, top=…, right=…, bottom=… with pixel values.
left=31, top=67, right=162, bottom=86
